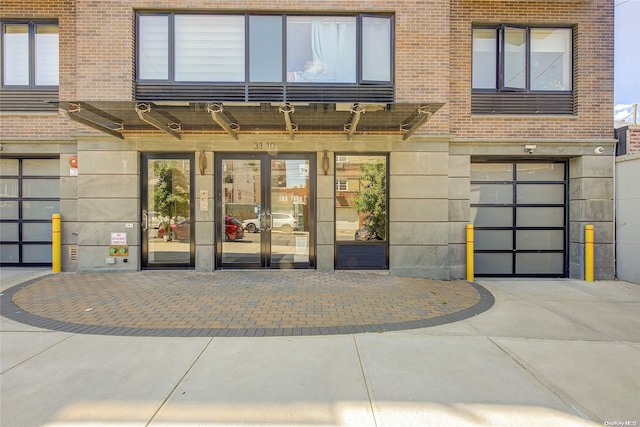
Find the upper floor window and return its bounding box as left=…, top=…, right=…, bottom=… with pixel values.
left=1, top=21, right=59, bottom=87
left=137, top=13, right=393, bottom=85
left=472, top=26, right=572, bottom=92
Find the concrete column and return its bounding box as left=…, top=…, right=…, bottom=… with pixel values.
left=569, top=156, right=615, bottom=280
left=447, top=154, right=471, bottom=279
left=195, top=151, right=214, bottom=272
left=316, top=151, right=335, bottom=272
left=76, top=140, right=139, bottom=271
left=389, top=145, right=450, bottom=279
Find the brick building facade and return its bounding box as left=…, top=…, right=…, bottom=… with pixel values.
left=1, top=0, right=616, bottom=279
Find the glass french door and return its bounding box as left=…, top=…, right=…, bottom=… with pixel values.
left=141, top=154, right=195, bottom=268
left=216, top=153, right=314, bottom=269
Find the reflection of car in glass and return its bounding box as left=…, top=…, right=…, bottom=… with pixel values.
left=148, top=212, right=165, bottom=229
left=157, top=219, right=190, bottom=241
left=225, top=215, right=245, bottom=241
left=242, top=213, right=299, bottom=233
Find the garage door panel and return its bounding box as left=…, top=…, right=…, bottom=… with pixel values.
left=476, top=253, right=513, bottom=275
left=516, top=184, right=564, bottom=204
left=516, top=230, right=564, bottom=250
left=516, top=252, right=564, bottom=275
left=516, top=207, right=564, bottom=227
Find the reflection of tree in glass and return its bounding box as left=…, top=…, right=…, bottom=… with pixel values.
left=153, top=161, right=189, bottom=241
left=354, top=161, right=386, bottom=240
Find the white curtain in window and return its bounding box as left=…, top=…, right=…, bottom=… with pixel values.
left=3, top=25, right=29, bottom=85
left=175, top=15, right=245, bottom=82
left=35, top=25, right=59, bottom=85
left=308, top=17, right=355, bottom=83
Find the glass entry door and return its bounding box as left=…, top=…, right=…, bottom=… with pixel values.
left=141, top=154, right=194, bottom=268
left=216, top=153, right=314, bottom=269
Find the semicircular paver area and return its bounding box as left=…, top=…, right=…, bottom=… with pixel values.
left=3, top=271, right=493, bottom=337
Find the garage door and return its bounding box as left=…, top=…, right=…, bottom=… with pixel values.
left=470, top=161, right=567, bottom=277
left=0, top=158, right=60, bottom=266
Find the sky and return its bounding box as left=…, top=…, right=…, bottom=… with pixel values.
left=614, top=0, right=640, bottom=123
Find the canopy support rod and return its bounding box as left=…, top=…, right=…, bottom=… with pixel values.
left=136, top=103, right=181, bottom=140
left=344, top=104, right=366, bottom=141
left=402, top=105, right=432, bottom=141
left=64, top=103, right=124, bottom=139
left=278, top=103, right=297, bottom=140
left=207, top=103, right=238, bottom=140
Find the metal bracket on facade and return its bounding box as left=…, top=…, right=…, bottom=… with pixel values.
left=65, top=102, right=124, bottom=139
left=344, top=103, right=367, bottom=141
left=135, top=103, right=182, bottom=140
left=401, top=104, right=432, bottom=141
left=207, top=103, right=239, bottom=140
left=278, top=103, right=297, bottom=140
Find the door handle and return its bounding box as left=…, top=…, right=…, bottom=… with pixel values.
left=259, top=213, right=266, bottom=231
left=267, top=213, right=273, bottom=231
left=142, top=211, right=148, bottom=231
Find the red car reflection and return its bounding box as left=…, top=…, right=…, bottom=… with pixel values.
left=157, top=219, right=190, bottom=241
left=225, top=215, right=245, bottom=241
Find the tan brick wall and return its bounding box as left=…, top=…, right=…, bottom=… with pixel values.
left=1, top=0, right=78, bottom=139
left=450, top=0, right=614, bottom=140
left=2, top=0, right=613, bottom=141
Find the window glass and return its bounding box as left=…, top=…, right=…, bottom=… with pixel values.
left=22, top=223, right=53, bottom=241
left=175, top=15, right=245, bottom=82
left=250, top=16, right=283, bottom=82
left=516, top=207, right=564, bottom=227
left=22, top=244, right=52, bottom=263
left=470, top=206, right=513, bottom=227
left=0, top=159, right=19, bottom=175
left=516, top=163, right=565, bottom=181
left=335, top=155, right=386, bottom=241
left=531, top=28, right=572, bottom=91
left=362, top=17, right=391, bottom=82
left=22, top=158, right=59, bottom=175
left=286, top=16, right=356, bottom=83
left=517, top=184, right=564, bottom=204
left=0, top=245, right=18, bottom=263
left=22, top=200, right=59, bottom=220
left=0, top=223, right=19, bottom=241
left=472, top=29, right=497, bottom=89
left=470, top=163, right=513, bottom=181
left=22, top=179, right=60, bottom=198
left=476, top=253, right=513, bottom=275
left=0, top=201, right=19, bottom=219
left=503, top=27, right=526, bottom=89
left=35, top=24, right=59, bottom=85
left=516, top=252, right=564, bottom=275
left=516, top=230, right=564, bottom=250
left=470, top=184, right=513, bottom=205
left=0, top=179, right=19, bottom=197
left=475, top=230, right=512, bottom=250
left=138, top=15, right=169, bottom=80
left=3, top=24, right=29, bottom=85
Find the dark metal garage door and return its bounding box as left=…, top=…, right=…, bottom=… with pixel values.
left=470, top=161, right=568, bottom=277
left=0, top=158, right=60, bottom=266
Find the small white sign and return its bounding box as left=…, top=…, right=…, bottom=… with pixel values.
left=111, top=232, right=127, bottom=245
left=70, top=168, right=78, bottom=176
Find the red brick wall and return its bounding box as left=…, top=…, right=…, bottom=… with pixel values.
left=450, top=0, right=614, bottom=140
left=2, top=0, right=613, bottom=141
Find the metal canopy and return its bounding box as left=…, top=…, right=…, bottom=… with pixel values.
left=58, top=101, right=444, bottom=141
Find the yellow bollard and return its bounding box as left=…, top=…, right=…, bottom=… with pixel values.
left=466, top=224, right=474, bottom=282
left=585, top=224, right=594, bottom=282
left=52, top=214, right=61, bottom=273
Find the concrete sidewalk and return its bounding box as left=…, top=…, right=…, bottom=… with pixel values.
left=1, top=269, right=639, bottom=426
